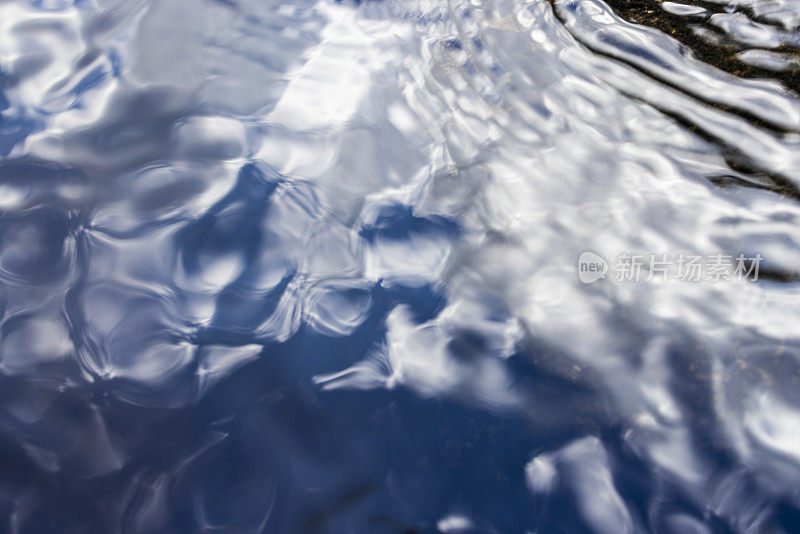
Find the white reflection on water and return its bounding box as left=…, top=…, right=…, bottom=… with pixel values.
left=1, top=0, right=800, bottom=530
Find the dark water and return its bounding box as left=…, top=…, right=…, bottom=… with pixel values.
left=1, top=0, right=800, bottom=532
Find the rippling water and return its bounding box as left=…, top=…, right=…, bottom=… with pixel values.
left=1, top=0, right=800, bottom=531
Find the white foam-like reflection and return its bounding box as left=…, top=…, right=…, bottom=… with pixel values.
left=2, top=0, right=800, bottom=529
left=526, top=437, right=634, bottom=534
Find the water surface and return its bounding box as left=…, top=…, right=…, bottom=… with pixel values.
left=1, top=0, right=800, bottom=531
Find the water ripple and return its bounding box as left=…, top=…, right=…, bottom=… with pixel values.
left=1, top=0, right=800, bottom=531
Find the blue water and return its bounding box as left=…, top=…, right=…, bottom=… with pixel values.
left=2, top=0, right=800, bottom=532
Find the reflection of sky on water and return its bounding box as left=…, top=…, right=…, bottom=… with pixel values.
left=1, top=0, right=800, bottom=531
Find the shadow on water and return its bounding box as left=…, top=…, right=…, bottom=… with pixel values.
left=604, top=0, right=800, bottom=92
